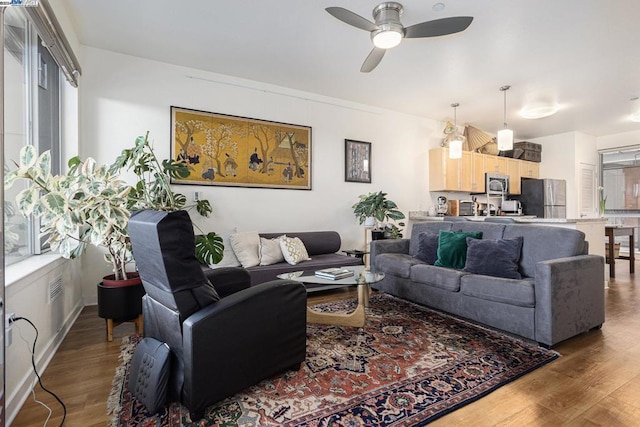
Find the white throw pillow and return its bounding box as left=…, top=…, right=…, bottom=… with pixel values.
left=279, top=235, right=311, bottom=265
left=259, top=236, right=285, bottom=266
left=208, top=234, right=241, bottom=269
left=229, top=231, right=260, bottom=268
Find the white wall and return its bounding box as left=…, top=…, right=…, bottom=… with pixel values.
left=79, top=46, right=441, bottom=303
left=529, top=131, right=597, bottom=218
left=597, top=129, right=640, bottom=151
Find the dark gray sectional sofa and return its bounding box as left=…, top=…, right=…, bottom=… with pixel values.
left=246, top=231, right=362, bottom=286
left=370, top=221, right=605, bottom=347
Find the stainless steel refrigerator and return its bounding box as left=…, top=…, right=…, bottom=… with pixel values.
left=519, top=178, right=567, bottom=218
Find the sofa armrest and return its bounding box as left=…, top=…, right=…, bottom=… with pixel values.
left=202, top=266, right=251, bottom=298
left=370, top=238, right=409, bottom=257
left=181, top=279, right=307, bottom=416
left=370, top=239, right=410, bottom=272
left=534, top=254, right=605, bottom=346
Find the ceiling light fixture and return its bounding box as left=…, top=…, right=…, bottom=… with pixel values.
left=520, top=103, right=559, bottom=119
left=449, top=102, right=465, bottom=159
left=497, top=85, right=514, bottom=151
left=630, top=97, right=640, bottom=123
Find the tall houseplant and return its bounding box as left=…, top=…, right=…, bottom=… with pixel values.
left=352, top=191, right=406, bottom=238
left=4, top=132, right=223, bottom=281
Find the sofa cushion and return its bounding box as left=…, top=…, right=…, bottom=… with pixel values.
left=376, top=253, right=423, bottom=278
left=463, top=236, right=523, bottom=279
left=410, top=264, right=467, bottom=292
left=434, top=230, right=482, bottom=269
left=229, top=231, right=261, bottom=268
left=413, top=232, right=439, bottom=265
left=453, top=221, right=506, bottom=240
left=460, top=275, right=535, bottom=307
left=260, top=231, right=341, bottom=256
left=259, top=236, right=284, bottom=265
left=280, top=235, right=311, bottom=265
left=209, top=234, right=241, bottom=269
left=503, top=225, right=586, bottom=278
left=409, top=222, right=453, bottom=256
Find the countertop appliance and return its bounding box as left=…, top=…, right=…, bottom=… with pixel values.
left=501, top=200, right=522, bottom=215
left=519, top=178, right=566, bottom=218
left=486, top=173, right=510, bottom=196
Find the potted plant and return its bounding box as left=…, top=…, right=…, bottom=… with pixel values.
left=352, top=191, right=406, bottom=240
left=4, top=132, right=223, bottom=282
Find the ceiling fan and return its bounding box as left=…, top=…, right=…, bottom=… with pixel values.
left=326, top=2, right=473, bottom=72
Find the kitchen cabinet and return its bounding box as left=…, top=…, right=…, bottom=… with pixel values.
left=429, top=148, right=472, bottom=191
left=429, top=148, right=541, bottom=193
left=520, top=161, right=539, bottom=179
left=470, top=152, right=486, bottom=193
left=485, top=155, right=507, bottom=174
left=506, top=158, right=521, bottom=194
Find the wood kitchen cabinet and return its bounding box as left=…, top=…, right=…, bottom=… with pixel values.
left=520, top=161, right=539, bottom=179
left=470, top=152, right=486, bottom=193
left=506, top=158, right=522, bottom=194
left=485, top=155, right=507, bottom=174
left=429, top=148, right=540, bottom=193
left=429, top=148, right=472, bottom=191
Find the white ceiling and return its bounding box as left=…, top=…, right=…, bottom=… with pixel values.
left=61, top=0, right=640, bottom=140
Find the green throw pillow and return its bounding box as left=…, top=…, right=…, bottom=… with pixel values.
left=434, top=230, right=483, bottom=269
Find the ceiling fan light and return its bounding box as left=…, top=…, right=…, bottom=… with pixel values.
left=449, top=139, right=463, bottom=159
left=497, top=128, right=513, bottom=151
left=372, top=29, right=402, bottom=49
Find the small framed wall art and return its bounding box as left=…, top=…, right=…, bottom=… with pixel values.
left=171, top=106, right=312, bottom=190
left=345, top=139, right=371, bottom=183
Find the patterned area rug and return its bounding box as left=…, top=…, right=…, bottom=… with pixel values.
left=109, top=294, right=558, bottom=426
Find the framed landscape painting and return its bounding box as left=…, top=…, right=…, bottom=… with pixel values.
left=345, top=139, right=371, bottom=183
left=171, top=106, right=312, bottom=190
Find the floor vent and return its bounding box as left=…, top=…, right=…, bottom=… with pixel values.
left=49, top=276, right=63, bottom=303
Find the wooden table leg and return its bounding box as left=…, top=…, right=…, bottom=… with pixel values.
left=630, top=232, right=635, bottom=274
left=106, top=319, right=114, bottom=342
left=307, top=284, right=371, bottom=327
left=608, top=232, right=616, bottom=278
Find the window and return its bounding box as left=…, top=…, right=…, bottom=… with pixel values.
left=4, top=7, right=61, bottom=265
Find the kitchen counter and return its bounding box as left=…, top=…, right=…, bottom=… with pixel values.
left=408, top=211, right=605, bottom=224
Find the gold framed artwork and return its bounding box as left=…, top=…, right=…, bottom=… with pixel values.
left=345, top=139, right=371, bottom=183
left=171, top=106, right=312, bottom=190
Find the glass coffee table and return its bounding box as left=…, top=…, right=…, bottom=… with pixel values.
left=278, top=265, right=384, bottom=328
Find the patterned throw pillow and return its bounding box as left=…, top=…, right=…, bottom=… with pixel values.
left=259, top=236, right=285, bottom=266
left=279, top=235, right=311, bottom=265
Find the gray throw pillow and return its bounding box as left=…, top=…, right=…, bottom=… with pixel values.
left=463, top=236, right=523, bottom=279
left=413, top=232, right=439, bottom=265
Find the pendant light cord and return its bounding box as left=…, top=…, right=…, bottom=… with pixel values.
left=500, top=85, right=511, bottom=129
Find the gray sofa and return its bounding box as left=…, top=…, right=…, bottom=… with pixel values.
left=246, top=231, right=362, bottom=286
left=370, top=221, right=605, bottom=347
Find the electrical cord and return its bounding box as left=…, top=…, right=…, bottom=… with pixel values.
left=12, top=316, right=67, bottom=426
left=15, top=323, right=53, bottom=425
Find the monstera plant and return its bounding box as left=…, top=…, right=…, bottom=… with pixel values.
left=4, top=132, right=223, bottom=281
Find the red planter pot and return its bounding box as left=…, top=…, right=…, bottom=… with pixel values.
left=101, top=272, right=141, bottom=288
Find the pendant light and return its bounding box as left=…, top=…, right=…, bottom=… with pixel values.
left=497, top=85, right=514, bottom=151
left=449, top=103, right=465, bottom=159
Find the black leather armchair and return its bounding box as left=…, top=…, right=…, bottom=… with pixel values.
left=127, top=210, right=307, bottom=420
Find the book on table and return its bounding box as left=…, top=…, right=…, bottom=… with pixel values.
left=314, top=268, right=354, bottom=280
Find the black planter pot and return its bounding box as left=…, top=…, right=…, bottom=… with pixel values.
left=371, top=230, right=386, bottom=240
left=97, top=275, right=146, bottom=341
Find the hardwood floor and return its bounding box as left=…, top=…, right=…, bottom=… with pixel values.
left=11, top=267, right=640, bottom=426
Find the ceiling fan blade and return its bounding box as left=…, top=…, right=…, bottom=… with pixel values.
left=360, top=47, right=386, bottom=73
left=404, top=16, right=473, bottom=38
left=326, top=7, right=378, bottom=32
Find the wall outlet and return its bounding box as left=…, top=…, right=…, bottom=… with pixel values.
left=5, top=313, right=14, bottom=347
left=194, top=191, right=201, bottom=202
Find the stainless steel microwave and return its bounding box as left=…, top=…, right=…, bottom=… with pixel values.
left=486, top=173, right=509, bottom=196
